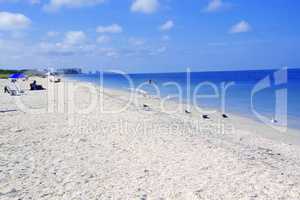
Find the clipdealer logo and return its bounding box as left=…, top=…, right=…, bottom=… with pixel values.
left=251, top=68, right=288, bottom=132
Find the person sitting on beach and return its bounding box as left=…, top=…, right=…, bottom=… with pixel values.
left=30, top=80, right=37, bottom=90
left=30, top=80, right=45, bottom=91
left=4, top=86, right=9, bottom=94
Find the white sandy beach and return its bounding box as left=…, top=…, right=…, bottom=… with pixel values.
left=1, top=77, right=300, bottom=200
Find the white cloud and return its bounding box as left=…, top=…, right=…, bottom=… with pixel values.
left=27, top=0, right=40, bottom=4
left=44, top=0, right=106, bottom=11
left=203, top=0, right=229, bottom=13
left=29, top=0, right=41, bottom=4
left=39, top=31, right=94, bottom=57
left=47, top=31, right=60, bottom=37
left=98, top=48, right=118, bottom=57
left=38, top=31, right=88, bottom=56
left=146, top=46, right=167, bottom=56
left=230, top=20, right=251, bottom=34
left=161, top=35, right=170, bottom=41
left=38, top=30, right=120, bottom=58
left=156, top=46, right=166, bottom=53
left=38, top=42, right=95, bottom=57
left=96, top=35, right=110, bottom=44
left=0, top=34, right=119, bottom=67
left=0, top=0, right=40, bottom=4
left=159, top=20, right=174, bottom=31
left=131, top=0, right=159, bottom=14
left=0, top=12, right=31, bottom=31
left=0, top=38, right=35, bottom=63
left=96, top=24, right=123, bottom=34
left=64, top=31, right=86, bottom=45
left=128, top=37, right=145, bottom=46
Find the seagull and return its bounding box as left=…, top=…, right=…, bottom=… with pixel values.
left=222, top=114, right=229, bottom=118
left=271, top=118, right=278, bottom=123
left=185, top=109, right=191, bottom=114
left=202, top=115, right=210, bottom=119
left=143, top=104, right=151, bottom=111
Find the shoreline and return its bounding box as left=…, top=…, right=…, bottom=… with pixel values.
left=1, top=76, right=300, bottom=199
left=66, top=75, right=300, bottom=145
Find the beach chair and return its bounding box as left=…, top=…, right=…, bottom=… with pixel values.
left=14, top=83, right=25, bottom=94
left=4, top=80, right=25, bottom=96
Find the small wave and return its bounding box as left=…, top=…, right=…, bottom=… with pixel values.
left=128, top=88, right=148, bottom=95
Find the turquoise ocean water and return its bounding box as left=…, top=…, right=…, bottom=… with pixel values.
left=66, top=69, right=300, bottom=130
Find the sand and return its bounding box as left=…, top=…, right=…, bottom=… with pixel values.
left=1, top=77, right=300, bottom=200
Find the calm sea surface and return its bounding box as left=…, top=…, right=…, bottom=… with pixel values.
left=66, top=69, right=300, bottom=130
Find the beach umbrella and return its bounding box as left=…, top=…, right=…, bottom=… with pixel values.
left=9, top=73, right=26, bottom=79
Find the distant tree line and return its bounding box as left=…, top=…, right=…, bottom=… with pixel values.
left=0, top=69, right=26, bottom=79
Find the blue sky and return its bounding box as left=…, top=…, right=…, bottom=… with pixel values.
left=0, top=0, right=299, bottom=73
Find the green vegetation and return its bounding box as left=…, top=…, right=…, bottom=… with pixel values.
left=0, top=74, right=9, bottom=79
left=0, top=69, right=24, bottom=79
left=0, top=69, right=43, bottom=79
